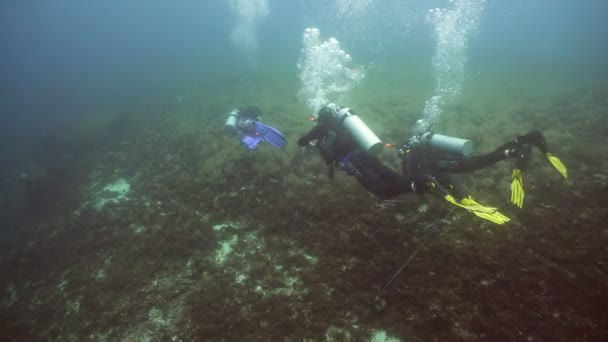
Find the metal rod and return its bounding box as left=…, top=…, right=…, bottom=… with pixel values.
left=377, top=224, right=440, bottom=296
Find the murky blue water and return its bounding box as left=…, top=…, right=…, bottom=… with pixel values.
left=1, top=1, right=607, bottom=340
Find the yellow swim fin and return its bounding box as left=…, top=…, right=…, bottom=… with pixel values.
left=471, top=209, right=511, bottom=225
left=428, top=177, right=497, bottom=214
left=546, top=152, right=568, bottom=179
left=443, top=195, right=511, bottom=224
left=462, top=196, right=511, bottom=224
left=444, top=194, right=498, bottom=213
left=511, top=168, right=525, bottom=208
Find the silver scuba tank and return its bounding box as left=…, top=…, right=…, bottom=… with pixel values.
left=335, top=107, right=384, bottom=155
left=421, top=132, right=473, bottom=156
left=225, top=109, right=239, bottom=131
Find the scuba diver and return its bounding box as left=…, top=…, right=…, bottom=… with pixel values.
left=399, top=130, right=568, bottom=224
left=225, top=106, right=287, bottom=149
left=297, top=104, right=428, bottom=198
left=299, top=104, right=568, bottom=224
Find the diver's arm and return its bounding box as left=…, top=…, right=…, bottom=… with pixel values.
left=297, top=126, right=326, bottom=146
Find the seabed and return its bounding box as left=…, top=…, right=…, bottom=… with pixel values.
left=1, top=62, right=607, bottom=341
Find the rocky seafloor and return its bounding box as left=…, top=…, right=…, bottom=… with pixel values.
left=1, top=67, right=608, bottom=341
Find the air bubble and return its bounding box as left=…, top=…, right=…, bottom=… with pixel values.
left=415, top=0, right=485, bottom=134
left=298, top=27, right=365, bottom=112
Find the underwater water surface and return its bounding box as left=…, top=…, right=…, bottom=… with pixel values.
left=1, top=0, right=608, bottom=340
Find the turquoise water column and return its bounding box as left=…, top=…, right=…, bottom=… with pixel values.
left=297, top=28, right=365, bottom=112
left=414, top=0, right=486, bottom=135
left=226, top=0, right=270, bottom=67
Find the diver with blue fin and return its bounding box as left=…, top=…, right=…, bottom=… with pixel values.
left=399, top=130, right=568, bottom=224
left=225, top=105, right=287, bottom=150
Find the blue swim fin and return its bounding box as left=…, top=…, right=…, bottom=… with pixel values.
left=241, top=134, right=264, bottom=150
left=255, top=122, right=287, bottom=148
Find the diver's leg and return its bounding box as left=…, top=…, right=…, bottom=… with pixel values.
left=517, top=131, right=567, bottom=178
left=514, top=145, right=532, bottom=172
left=348, top=153, right=413, bottom=198
left=516, top=130, right=548, bottom=154
left=445, top=174, right=467, bottom=199
left=436, top=140, right=520, bottom=173
left=436, top=131, right=555, bottom=174
left=431, top=173, right=467, bottom=199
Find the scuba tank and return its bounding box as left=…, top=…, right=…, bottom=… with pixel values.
left=225, top=109, right=239, bottom=131
left=399, top=132, right=474, bottom=160
left=420, top=132, right=473, bottom=157
left=334, top=107, right=384, bottom=155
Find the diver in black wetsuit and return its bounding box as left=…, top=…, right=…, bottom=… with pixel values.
left=297, top=105, right=428, bottom=198
left=398, top=130, right=568, bottom=223
left=299, top=104, right=568, bottom=224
